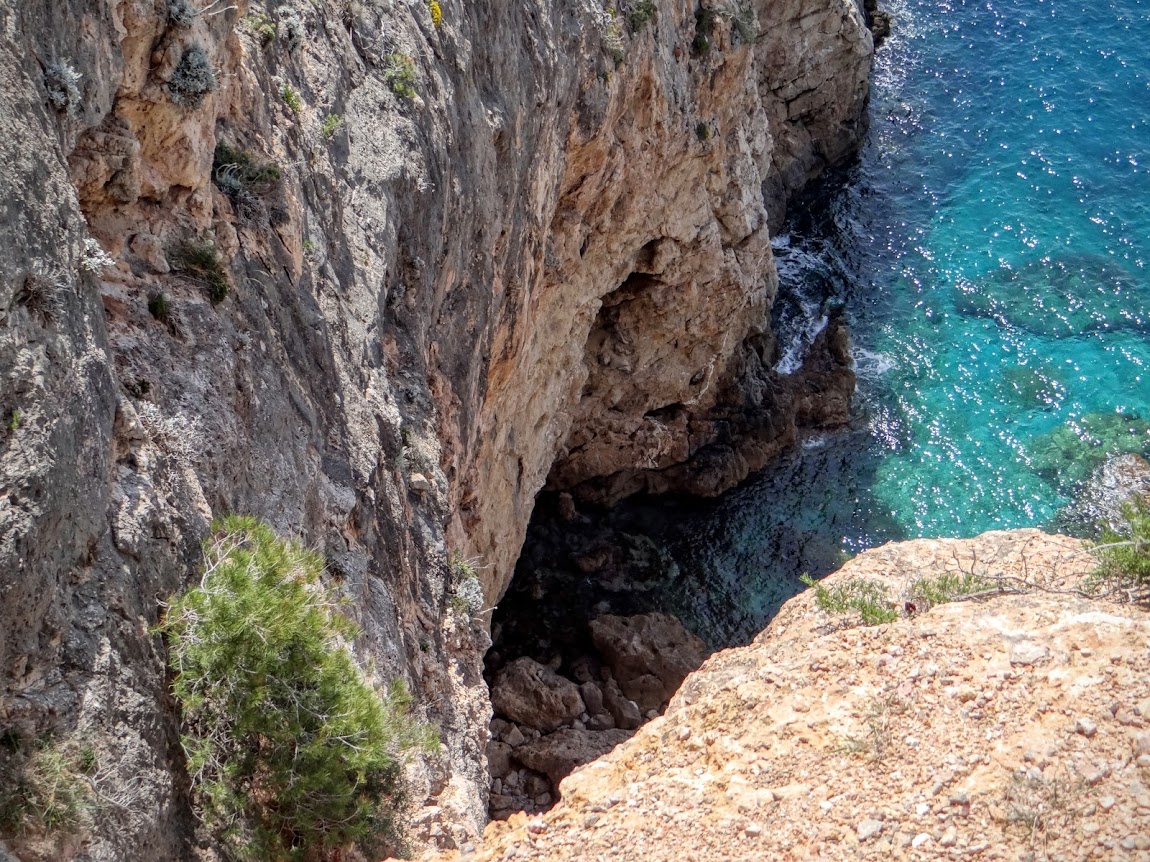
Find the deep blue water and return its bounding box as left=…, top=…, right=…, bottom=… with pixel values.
left=654, top=0, right=1150, bottom=644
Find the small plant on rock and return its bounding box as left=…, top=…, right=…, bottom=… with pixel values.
left=281, top=83, right=303, bottom=114
left=428, top=0, right=443, bottom=27
left=212, top=142, right=283, bottom=220
left=384, top=53, right=417, bottom=100
left=169, top=239, right=229, bottom=304
left=148, top=291, right=172, bottom=323
left=167, top=0, right=199, bottom=28
left=907, top=571, right=996, bottom=609
left=79, top=238, right=115, bottom=273
left=159, top=516, right=439, bottom=862
left=0, top=737, right=97, bottom=838
left=14, top=269, right=66, bottom=322
left=278, top=8, right=306, bottom=49
left=1089, top=500, right=1150, bottom=598
left=626, top=0, right=657, bottom=31
left=800, top=573, right=898, bottom=626
left=242, top=11, right=277, bottom=45
left=168, top=44, right=217, bottom=108
left=321, top=113, right=344, bottom=139
left=44, top=59, right=82, bottom=116
left=448, top=554, right=485, bottom=620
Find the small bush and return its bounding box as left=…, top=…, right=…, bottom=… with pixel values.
left=44, top=60, right=82, bottom=116
left=1091, top=500, right=1150, bottom=594
left=14, top=269, right=66, bottom=322
left=384, top=53, right=417, bottom=100
left=212, top=142, right=283, bottom=219
left=79, top=238, right=115, bottom=273
left=170, top=239, right=229, bottom=304
left=908, top=571, right=995, bottom=608
left=168, top=0, right=199, bottom=28
left=627, top=0, right=657, bottom=31
left=160, top=516, right=439, bottom=861
left=448, top=554, right=484, bottom=619
left=281, top=84, right=303, bottom=114
left=692, top=8, right=716, bottom=57
left=428, top=0, right=442, bottom=27
left=800, top=573, right=898, bottom=625
left=320, top=113, right=344, bottom=138
left=727, top=3, right=757, bottom=44
left=148, top=291, right=172, bottom=323
left=0, top=738, right=96, bottom=838
left=242, top=11, right=277, bottom=44
left=278, top=9, right=305, bottom=49
left=695, top=121, right=711, bottom=142
left=168, top=44, right=217, bottom=107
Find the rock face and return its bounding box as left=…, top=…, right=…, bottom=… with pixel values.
left=0, top=0, right=871, bottom=857
left=457, top=530, right=1150, bottom=861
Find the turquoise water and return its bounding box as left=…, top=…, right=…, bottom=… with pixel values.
left=501, top=0, right=1150, bottom=650
left=647, top=0, right=1150, bottom=644
left=842, top=0, right=1150, bottom=535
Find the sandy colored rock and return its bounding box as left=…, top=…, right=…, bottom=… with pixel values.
left=434, top=531, right=1150, bottom=862
left=490, top=658, right=586, bottom=732
left=589, top=613, right=708, bottom=711
left=513, top=728, right=632, bottom=786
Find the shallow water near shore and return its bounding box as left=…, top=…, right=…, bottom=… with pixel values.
left=497, top=0, right=1150, bottom=651
left=670, top=0, right=1150, bottom=643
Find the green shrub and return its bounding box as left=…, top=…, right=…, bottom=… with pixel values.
left=448, top=554, right=484, bottom=619
left=168, top=44, right=217, bottom=108
left=0, top=738, right=96, bottom=838
left=212, top=142, right=282, bottom=219
left=281, top=84, right=303, bottom=114
left=692, top=8, right=716, bottom=56
left=321, top=113, right=344, bottom=139
left=242, top=11, right=277, bottom=45
left=384, top=53, right=417, bottom=100
left=908, top=571, right=995, bottom=607
left=628, top=0, right=657, bottom=30
left=160, top=516, right=439, bottom=861
left=1091, top=500, right=1150, bottom=592
left=799, top=573, right=898, bottom=625
left=695, top=121, right=711, bottom=142
left=148, top=291, right=172, bottom=323
left=169, top=239, right=229, bottom=304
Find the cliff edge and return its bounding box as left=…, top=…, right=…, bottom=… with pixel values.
left=452, top=530, right=1150, bottom=861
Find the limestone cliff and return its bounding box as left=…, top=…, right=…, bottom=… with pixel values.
left=0, top=0, right=871, bottom=857
left=454, top=531, right=1150, bottom=861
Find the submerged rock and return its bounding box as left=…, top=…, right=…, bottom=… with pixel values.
left=1028, top=411, right=1150, bottom=490
left=1058, top=453, right=1150, bottom=533
left=953, top=253, right=1148, bottom=337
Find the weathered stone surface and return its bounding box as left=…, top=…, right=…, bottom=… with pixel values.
left=490, top=658, right=585, bottom=732
left=0, top=0, right=872, bottom=855
left=589, top=613, right=708, bottom=711
left=514, top=728, right=631, bottom=786
left=458, top=531, right=1150, bottom=862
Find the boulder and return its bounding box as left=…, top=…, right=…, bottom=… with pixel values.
left=589, top=613, right=708, bottom=711
left=514, top=728, right=631, bottom=785
left=490, top=657, right=585, bottom=731
left=602, top=677, right=642, bottom=730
